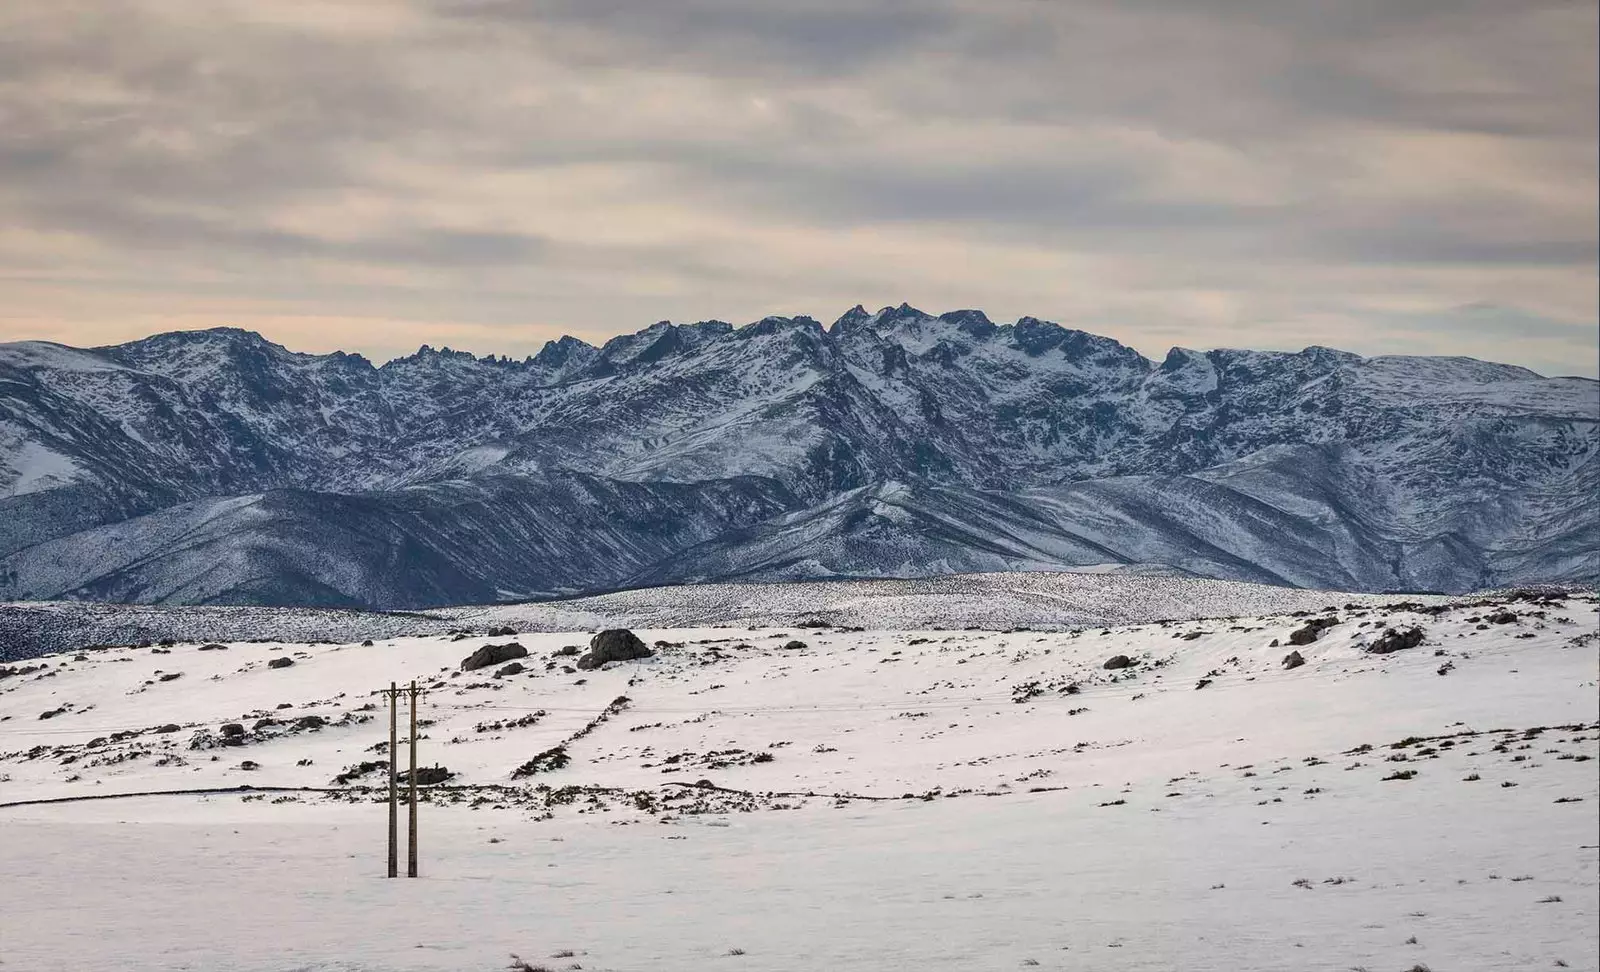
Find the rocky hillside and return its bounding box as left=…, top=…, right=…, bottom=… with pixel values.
left=1, top=305, right=1595, bottom=606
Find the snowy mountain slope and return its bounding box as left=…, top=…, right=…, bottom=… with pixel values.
left=2, top=590, right=1595, bottom=971
left=635, top=444, right=1597, bottom=592
left=1, top=306, right=1595, bottom=605
left=0, top=473, right=794, bottom=608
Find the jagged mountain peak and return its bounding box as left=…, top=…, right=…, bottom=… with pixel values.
left=832, top=304, right=872, bottom=329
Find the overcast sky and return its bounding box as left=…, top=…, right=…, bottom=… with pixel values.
left=1, top=1, right=1595, bottom=375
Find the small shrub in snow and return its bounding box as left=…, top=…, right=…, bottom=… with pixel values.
left=512, top=746, right=570, bottom=778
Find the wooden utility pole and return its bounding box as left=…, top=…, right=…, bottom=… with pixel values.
left=386, top=681, right=399, bottom=878
left=407, top=679, right=420, bottom=878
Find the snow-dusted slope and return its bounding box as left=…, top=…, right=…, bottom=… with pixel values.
left=1, top=589, right=1595, bottom=971
left=2, top=306, right=1595, bottom=605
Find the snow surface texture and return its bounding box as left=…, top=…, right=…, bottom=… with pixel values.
left=1, top=305, right=1596, bottom=606
left=0, top=570, right=1470, bottom=660
left=1, top=588, right=1596, bottom=971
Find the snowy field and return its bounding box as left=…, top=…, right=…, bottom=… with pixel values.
left=1, top=587, right=1596, bottom=971
left=0, top=570, right=1464, bottom=660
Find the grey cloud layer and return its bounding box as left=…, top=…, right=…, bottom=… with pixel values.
left=0, top=0, right=1593, bottom=374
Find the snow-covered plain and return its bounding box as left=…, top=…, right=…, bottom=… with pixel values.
left=1, top=588, right=1596, bottom=971
left=2, top=570, right=1464, bottom=660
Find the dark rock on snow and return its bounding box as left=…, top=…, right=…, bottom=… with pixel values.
left=1288, top=617, right=1339, bottom=645
left=460, top=642, right=529, bottom=671
left=1103, top=655, right=1134, bottom=670
left=577, top=629, right=653, bottom=670
left=1367, top=626, right=1426, bottom=655
left=399, top=765, right=454, bottom=786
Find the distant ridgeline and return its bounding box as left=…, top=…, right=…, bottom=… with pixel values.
left=0, top=304, right=1595, bottom=607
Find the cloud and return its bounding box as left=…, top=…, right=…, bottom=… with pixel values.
left=0, top=0, right=1593, bottom=376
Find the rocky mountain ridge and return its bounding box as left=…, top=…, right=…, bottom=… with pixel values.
left=1, top=305, right=1594, bottom=606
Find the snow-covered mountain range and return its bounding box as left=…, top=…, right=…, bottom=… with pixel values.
left=2, top=304, right=1595, bottom=606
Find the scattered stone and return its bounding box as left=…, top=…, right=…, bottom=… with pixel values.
left=493, top=662, right=526, bottom=678
left=399, top=765, right=454, bottom=786
left=153, top=723, right=182, bottom=733
left=294, top=715, right=327, bottom=730
left=460, top=642, right=529, bottom=672
left=239, top=760, right=260, bottom=771
left=158, top=671, right=183, bottom=682
left=267, top=657, right=295, bottom=670
left=333, top=760, right=388, bottom=784
left=1282, top=650, right=1306, bottom=670
left=197, top=644, right=227, bottom=652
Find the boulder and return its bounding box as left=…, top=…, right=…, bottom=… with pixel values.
left=460, top=642, right=529, bottom=672
left=577, top=629, right=653, bottom=670
left=1367, top=626, right=1425, bottom=655
left=1102, top=655, right=1134, bottom=670
left=1287, top=616, right=1339, bottom=646
left=267, top=657, right=295, bottom=670
left=294, top=715, right=327, bottom=730
left=220, top=723, right=246, bottom=737
left=1282, top=650, right=1306, bottom=670
left=782, top=640, right=808, bottom=651
left=493, top=662, right=526, bottom=678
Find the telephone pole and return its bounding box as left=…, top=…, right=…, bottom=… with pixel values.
left=407, top=679, right=420, bottom=878
left=386, top=681, right=399, bottom=879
